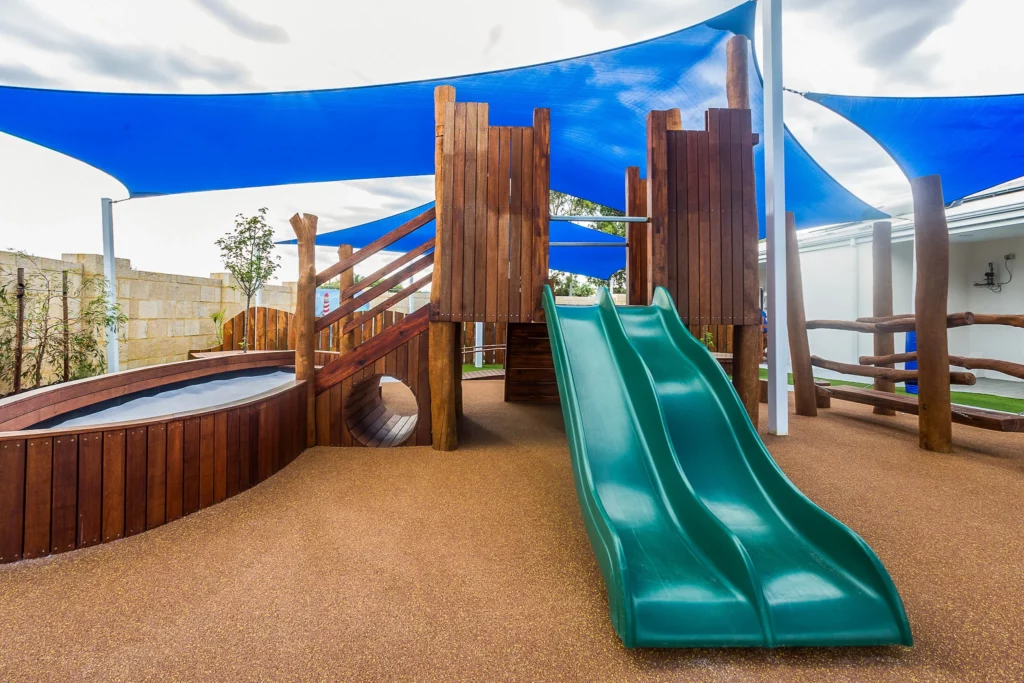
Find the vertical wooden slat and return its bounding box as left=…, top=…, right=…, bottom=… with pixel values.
left=520, top=127, right=535, bottom=321
left=330, top=382, right=343, bottom=447
left=237, top=409, right=252, bottom=492
left=77, top=432, right=102, bottom=548
left=450, top=103, right=468, bottom=319
left=475, top=104, right=490, bottom=321
left=166, top=421, right=184, bottom=521
left=497, top=127, right=512, bottom=324
left=438, top=101, right=457, bottom=321
left=739, top=110, right=758, bottom=324
left=258, top=401, right=271, bottom=481
left=278, top=310, right=289, bottom=351
left=707, top=111, right=723, bottom=326
left=486, top=126, right=501, bottom=321
left=146, top=424, right=167, bottom=529
left=719, top=109, right=734, bottom=324
left=199, top=415, right=215, bottom=508
left=247, top=307, right=256, bottom=351
left=23, top=437, right=52, bottom=559
left=248, top=404, right=259, bottom=486
left=698, top=130, right=711, bottom=328
left=673, top=134, right=688, bottom=322
left=646, top=111, right=669, bottom=295
left=316, top=390, right=330, bottom=446
left=509, top=127, right=524, bottom=322
left=226, top=409, right=240, bottom=496
left=340, top=380, right=353, bottom=447
left=223, top=317, right=234, bottom=352
left=182, top=418, right=201, bottom=515
left=462, top=102, right=478, bottom=321
left=125, top=427, right=147, bottom=536
left=532, top=109, right=550, bottom=321
left=51, top=434, right=77, bottom=553
left=214, top=411, right=228, bottom=503
left=0, top=440, right=26, bottom=562
left=101, top=429, right=125, bottom=542
left=666, top=133, right=678, bottom=300
left=417, top=330, right=432, bottom=445
left=255, top=307, right=266, bottom=350
left=731, top=111, right=745, bottom=319
left=686, top=130, right=701, bottom=324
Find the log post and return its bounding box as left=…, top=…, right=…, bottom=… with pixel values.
left=625, top=166, right=649, bottom=305
left=872, top=221, right=896, bottom=414
left=289, top=212, right=319, bottom=448
left=785, top=212, right=816, bottom=416
left=726, top=33, right=761, bottom=425
left=911, top=175, right=952, bottom=452
left=336, top=244, right=355, bottom=354
left=429, top=84, right=459, bottom=450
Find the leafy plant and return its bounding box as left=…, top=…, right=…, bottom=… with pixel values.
left=210, top=309, right=226, bottom=347
left=0, top=253, right=126, bottom=395
left=698, top=327, right=716, bottom=352
left=215, top=208, right=280, bottom=352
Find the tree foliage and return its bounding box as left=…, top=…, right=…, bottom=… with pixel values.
left=548, top=191, right=626, bottom=295
left=216, top=208, right=280, bottom=351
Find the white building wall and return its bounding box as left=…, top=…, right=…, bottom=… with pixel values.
left=964, top=236, right=1024, bottom=380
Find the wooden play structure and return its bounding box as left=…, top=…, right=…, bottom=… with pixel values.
left=285, top=36, right=767, bottom=450
left=786, top=181, right=1024, bottom=449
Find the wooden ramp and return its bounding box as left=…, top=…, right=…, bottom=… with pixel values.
left=462, top=369, right=505, bottom=381
left=826, top=385, right=1024, bottom=433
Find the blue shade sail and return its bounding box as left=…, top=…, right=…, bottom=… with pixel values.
left=0, top=1, right=882, bottom=231
left=280, top=201, right=628, bottom=280
left=805, top=92, right=1024, bottom=204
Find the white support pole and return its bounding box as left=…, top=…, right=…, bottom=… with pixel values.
left=763, top=0, right=788, bottom=435
left=101, top=197, right=120, bottom=373
left=474, top=321, right=484, bottom=368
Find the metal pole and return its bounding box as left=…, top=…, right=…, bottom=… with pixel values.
left=763, top=0, right=788, bottom=435
left=13, top=267, right=24, bottom=393
left=101, top=197, right=119, bottom=373
left=474, top=321, right=484, bottom=368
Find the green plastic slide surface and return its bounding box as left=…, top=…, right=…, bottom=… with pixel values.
left=543, top=285, right=912, bottom=648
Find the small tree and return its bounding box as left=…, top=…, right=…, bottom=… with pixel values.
left=216, top=208, right=280, bottom=352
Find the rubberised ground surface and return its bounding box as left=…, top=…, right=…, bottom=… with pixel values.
left=0, top=382, right=1021, bottom=681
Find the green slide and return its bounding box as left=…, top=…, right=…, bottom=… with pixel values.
left=543, top=285, right=912, bottom=648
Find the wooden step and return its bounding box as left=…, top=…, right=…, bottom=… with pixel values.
left=826, top=385, right=1024, bottom=433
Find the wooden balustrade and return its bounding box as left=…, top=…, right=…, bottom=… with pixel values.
left=810, top=356, right=976, bottom=385
left=315, top=207, right=435, bottom=287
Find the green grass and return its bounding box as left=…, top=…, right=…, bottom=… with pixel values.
left=758, top=368, right=1024, bottom=414
left=462, top=363, right=503, bottom=374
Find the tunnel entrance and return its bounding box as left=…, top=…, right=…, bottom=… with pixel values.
left=344, top=375, right=418, bottom=447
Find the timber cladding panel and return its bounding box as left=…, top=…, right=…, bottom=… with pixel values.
left=647, top=108, right=759, bottom=327
left=435, top=102, right=550, bottom=324
left=0, top=380, right=306, bottom=565
left=504, top=323, right=558, bottom=403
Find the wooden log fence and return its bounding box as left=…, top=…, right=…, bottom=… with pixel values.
left=810, top=356, right=976, bottom=385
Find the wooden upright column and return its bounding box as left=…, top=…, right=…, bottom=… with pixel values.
left=911, top=175, right=953, bottom=452
left=727, top=33, right=760, bottom=424
left=625, top=166, right=649, bottom=305
left=429, top=85, right=459, bottom=450
left=336, top=244, right=356, bottom=354
left=289, top=212, right=318, bottom=447
left=785, top=212, right=816, bottom=417
left=871, top=222, right=896, bottom=415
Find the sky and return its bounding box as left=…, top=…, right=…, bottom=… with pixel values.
left=1, top=0, right=1022, bottom=283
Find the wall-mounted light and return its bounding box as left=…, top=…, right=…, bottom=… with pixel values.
left=974, top=254, right=1015, bottom=293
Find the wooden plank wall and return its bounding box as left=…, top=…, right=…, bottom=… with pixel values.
left=461, top=322, right=507, bottom=365
left=0, top=381, right=306, bottom=564
left=648, top=107, right=759, bottom=328
left=435, top=102, right=550, bottom=325
left=504, top=323, right=558, bottom=403
left=314, top=327, right=431, bottom=448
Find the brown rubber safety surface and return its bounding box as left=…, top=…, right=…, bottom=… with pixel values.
left=0, top=382, right=1021, bottom=682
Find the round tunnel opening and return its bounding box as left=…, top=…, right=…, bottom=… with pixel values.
left=344, top=375, right=418, bottom=447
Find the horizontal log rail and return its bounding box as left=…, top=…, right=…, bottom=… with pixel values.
left=811, top=355, right=976, bottom=385
left=860, top=352, right=1024, bottom=382
left=971, top=313, right=1024, bottom=329
left=315, top=206, right=435, bottom=286
left=807, top=312, right=975, bottom=334
left=341, top=238, right=434, bottom=299
left=315, top=307, right=429, bottom=393
left=859, top=352, right=918, bottom=366
left=315, top=252, right=434, bottom=333
left=856, top=313, right=914, bottom=324
left=341, top=273, right=432, bottom=335
left=825, top=385, right=1024, bottom=433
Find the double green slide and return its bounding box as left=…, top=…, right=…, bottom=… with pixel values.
left=543, top=286, right=912, bottom=648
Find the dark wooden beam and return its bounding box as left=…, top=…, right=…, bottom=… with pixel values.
left=785, top=212, right=816, bottom=417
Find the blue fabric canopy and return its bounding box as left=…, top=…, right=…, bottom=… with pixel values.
left=281, top=201, right=627, bottom=280
left=0, top=1, right=883, bottom=232
left=805, top=92, right=1024, bottom=204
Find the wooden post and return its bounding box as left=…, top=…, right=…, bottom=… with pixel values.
left=911, top=175, right=952, bottom=452
left=429, top=84, right=459, bottom=451
left=625, top=166, right=649, bottom=305
left=872, top=221, right=896, bottom=414
left=14, top=267, right=24, bottom=394
left=336, top=244, right=356, bottom=354
left=289, top=212, right=319, bottom=448
left=646, top=110, right=669, bottom=299
left=785, top=213, right=816, bottom=417
left=62, top=270, right=70, bottom=383
left=726, top=33, right=761, bottom=425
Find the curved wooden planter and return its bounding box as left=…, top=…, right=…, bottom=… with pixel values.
left=0, top=352, right=307, bottom=564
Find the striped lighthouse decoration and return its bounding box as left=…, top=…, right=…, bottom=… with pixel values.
left=322, top=291, right=330, bottom=316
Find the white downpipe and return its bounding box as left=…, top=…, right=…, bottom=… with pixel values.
left=474, top=321, right=484, bottom=368
left=101, top=197, right=119, bottom=373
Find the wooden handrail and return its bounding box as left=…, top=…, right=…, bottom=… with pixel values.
left=342, top=238, right=434, bottom=299
left=811, top=355, right=976, bottom=385
left=341, top=273, right=432, bottom=335
left=315, top=307, right=429, bottom=393
left=859, top=352, right=918, bottom=366
left=971, top=313, right=1024, bottom=329
left=807, top=312, right=975, bottom=334
left=315, top=206, right=435, bottom=286
left=315, top=252, right=434, bottom=333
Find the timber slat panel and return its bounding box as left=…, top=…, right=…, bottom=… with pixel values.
left=182, top=418, right=201, bottom=515
left=708, top=110, right=722, bottom=326
left=77, top=433, right=102, bottom=548
left=214, top=412, right=228, bottom=503
left=199, top=415, right=215, bottom=508
left=23, top=437, right=52, bottom=559
left=719, top=110, right=734, bottom=323
left=520, top=127, right=535, bottom=320
left=451, top=102, right=467, bottom=318
left=474, top=103, right=490, bottom=321
left=509, top=127, right=523, bottom=323
left=147, top=424, right=167, bottom=529
left=532, top=109, right=550, bottom=321
left=51, top=434, right=77, bottom=553
left=463, top=102, right=478, bottom=321
left=101, top=430, right=125, bottom=542
left=497, top=127, right=512, bottom=323
left=125, top=427, right=147, bottom=537
left=226, top=410, right=240, bottom=497
left=0, top=440, right=26, bottom=562
left=166, top=421, right=184, bottom=521
left=486, top=127, right=500, bottom=321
